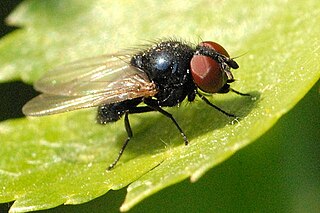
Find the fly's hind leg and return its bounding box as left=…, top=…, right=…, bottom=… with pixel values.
left=107, top=112, right=132, bottom=170
left=107, top=98, right=190, bottom=170
left=107, top=106, right=154, bottom=170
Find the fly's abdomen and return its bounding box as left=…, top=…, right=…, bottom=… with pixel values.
left=97, top=98, right=142, bottom=124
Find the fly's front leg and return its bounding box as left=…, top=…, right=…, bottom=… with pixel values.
left=197, top=92, right=237, bottom=118
left=230, top=88, right=251, bottom=97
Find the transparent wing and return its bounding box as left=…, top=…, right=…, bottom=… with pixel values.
left=34, top=54, right=143, bottom=96
left=23, top=54, right=158, bottom=116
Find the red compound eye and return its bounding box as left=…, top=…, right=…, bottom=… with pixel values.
left=199, top=41, right=230, bottom=57
left=190, top=41, right=229, bottom=93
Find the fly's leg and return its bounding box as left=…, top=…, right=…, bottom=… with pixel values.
left=107, top=106, right=154, bottom=171
left=107, top=100, right=189, bottom=170
left=197, top=92, right=237, bottom=118
left=197, top=89, right=251, bottom=119
left=144, top=98, right=189, bottom=145
left=230, top=88, right=251, bottom=97
left=107, top=112, right=132, bottom=170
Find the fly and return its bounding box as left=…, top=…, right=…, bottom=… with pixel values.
left=23, top=40, right=250, bottom=170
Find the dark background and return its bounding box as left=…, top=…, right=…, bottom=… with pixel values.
left=0, top=0, right=39, bottom=122
left=0, top=1, right=319, bottom=212
left=0, top=0, right=21, bottom=37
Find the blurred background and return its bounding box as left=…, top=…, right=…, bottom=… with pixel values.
left=0, top=1, right=319, bottom=212
left=0, top=0, right=21, bottom=37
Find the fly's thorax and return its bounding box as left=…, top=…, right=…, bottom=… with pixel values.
left=130, top=41, right=196, bottom=107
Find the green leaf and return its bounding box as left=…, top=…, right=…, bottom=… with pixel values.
left=0, top=0, right=319, bottom=212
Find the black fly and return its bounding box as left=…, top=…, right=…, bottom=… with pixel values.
left=23, top=40, right=249, bottom=170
